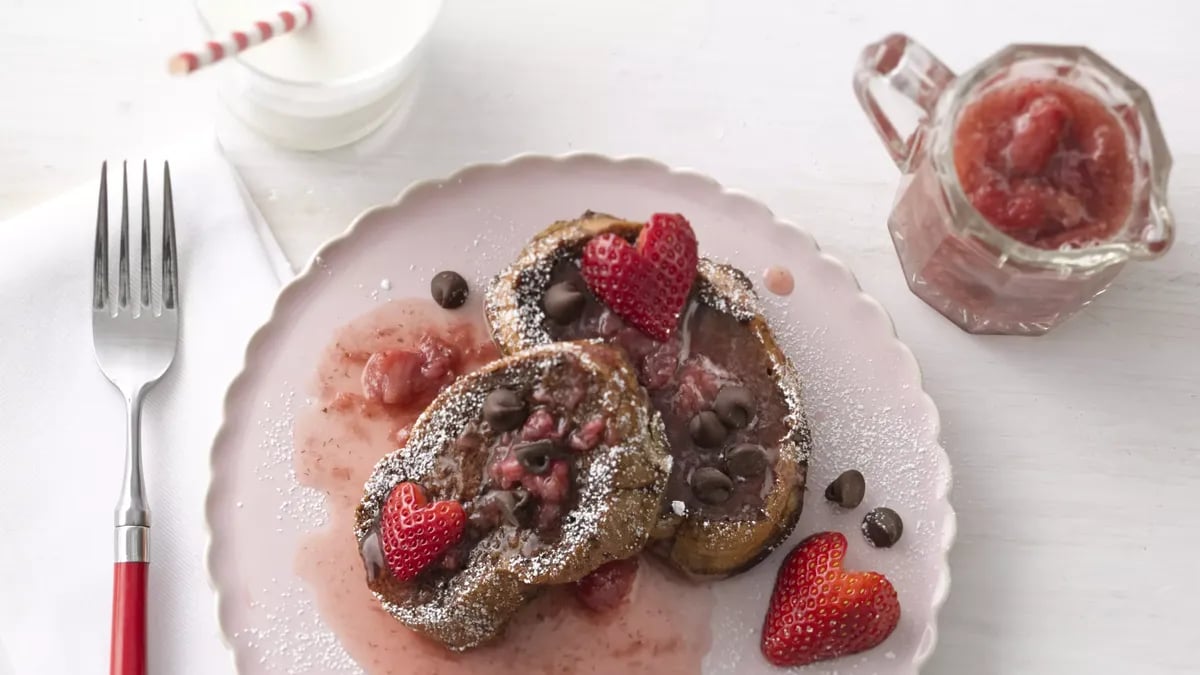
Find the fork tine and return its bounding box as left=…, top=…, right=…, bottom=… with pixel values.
left=93, top=162, right=109, bottom=311
left=118, top=161, right=132, bottom=308
left=162, top=162, right=179, bottom=310
left=140, top=160, right=151, bottom=308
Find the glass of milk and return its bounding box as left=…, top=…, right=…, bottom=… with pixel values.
left=194, top=0, right=443, bottom=151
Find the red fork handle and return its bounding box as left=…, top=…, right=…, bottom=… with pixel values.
left=110, top=561, right=148, bottom=675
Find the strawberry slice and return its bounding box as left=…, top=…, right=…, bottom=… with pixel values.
left=1006, top=93, right=1070, bottom=176
left=361, top=335, right=460, bottom=406
left=761, top=531, right=900, bottom=667
left=379, top=481, right=466, bottom=582
left=573, top=557, right=639, bottom=613
left=581, top=213, right=698, bottom=341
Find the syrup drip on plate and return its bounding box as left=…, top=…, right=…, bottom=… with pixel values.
left=762, top=266, right=794, bottom=296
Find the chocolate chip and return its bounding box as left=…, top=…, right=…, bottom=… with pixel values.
left=824, top=469, right=866, bottom=509
left=511, top=487, right=532, bottom=511
left=483, top=388, right=527, bottom=431
left=862, top=507, right=903, bottom=548
left=690, top=467, right=733, bottom=505
left=515, top=440, right=558, bottom=475
left=430, top=270, right=469, bottom=309
left=469, top=490, right=521, bottom=530
left=713, top=386, right=754, bottom=429
left=360, top=530, right=386, bottom=584
left=543, top=280, right=587, bottom=324
left=726, top=443, right=768, bottom=477
left=688, top=411, right=727, bottom=449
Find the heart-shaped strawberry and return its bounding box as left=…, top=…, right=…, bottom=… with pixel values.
left=761, top=531, right=900, bottom=667
left=379, top=481, right=466, bottom=582
left=580, top=213, right=698, bottom=341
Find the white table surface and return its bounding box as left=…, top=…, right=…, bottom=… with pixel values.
left=3, top=1, right=1198, bottom=673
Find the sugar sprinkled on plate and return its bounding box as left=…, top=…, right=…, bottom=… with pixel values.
left=231, top=578, right=359, bottom=673
left=254, top=386, right=328, bottom=530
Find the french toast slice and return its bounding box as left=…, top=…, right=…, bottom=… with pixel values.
left=354, top=340, right=671, bottom=650
left=485, top=212, right=811, bottom=579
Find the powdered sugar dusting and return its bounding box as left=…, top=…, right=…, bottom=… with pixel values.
left=465, top=209, right=523, bottom=294
left=256, top=386, right=327, bottom=531
left=230, top=578, right=358, bottom=673
left=222, top=387, right=349, bottom=670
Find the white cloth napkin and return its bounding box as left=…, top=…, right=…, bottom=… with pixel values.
left=0, top=138, right=288, bottom=674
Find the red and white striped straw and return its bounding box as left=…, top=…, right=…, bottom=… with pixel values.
left=169, top=2, right=314, bottom=76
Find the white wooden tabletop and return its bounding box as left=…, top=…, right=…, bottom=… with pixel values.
left=3, top=1, right=1198, bottom=673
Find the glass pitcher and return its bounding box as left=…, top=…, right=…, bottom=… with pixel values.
left=853, top=34, right=1175, bottom=335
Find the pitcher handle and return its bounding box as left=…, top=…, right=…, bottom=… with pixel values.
left=853, top=34, right=956, bottom=171
left=1133, top=191, right=1175, bottom=259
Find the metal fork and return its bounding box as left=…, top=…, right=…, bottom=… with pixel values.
left=92, top=161, right=180, bottom=675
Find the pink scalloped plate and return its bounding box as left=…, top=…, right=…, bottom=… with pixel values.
left=206, top=154, right=955, bottom=674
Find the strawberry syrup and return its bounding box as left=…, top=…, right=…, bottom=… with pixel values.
left=292, top=298, right=714, bottom=674
left=953, top=79, right=1134, bottom=248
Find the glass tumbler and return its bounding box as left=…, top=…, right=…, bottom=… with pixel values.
left=194, top=0, right=442, bottom=151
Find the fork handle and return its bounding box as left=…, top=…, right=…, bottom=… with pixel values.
left=111, top=525, right=148, bottom=675
left=111, top=562, right=147, bottom=675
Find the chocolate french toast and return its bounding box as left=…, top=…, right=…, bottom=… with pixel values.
left=485, top=212, right=811, bottom=579
left=354, top=340, right=671, bottom=650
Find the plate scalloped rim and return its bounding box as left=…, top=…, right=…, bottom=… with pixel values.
left=204, top=152, right=956, bottom=673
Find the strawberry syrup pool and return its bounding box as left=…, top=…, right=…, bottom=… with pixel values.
left=292, top=298, right=714, bottom=674
left=953, top=79, right=1134, bottom=248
